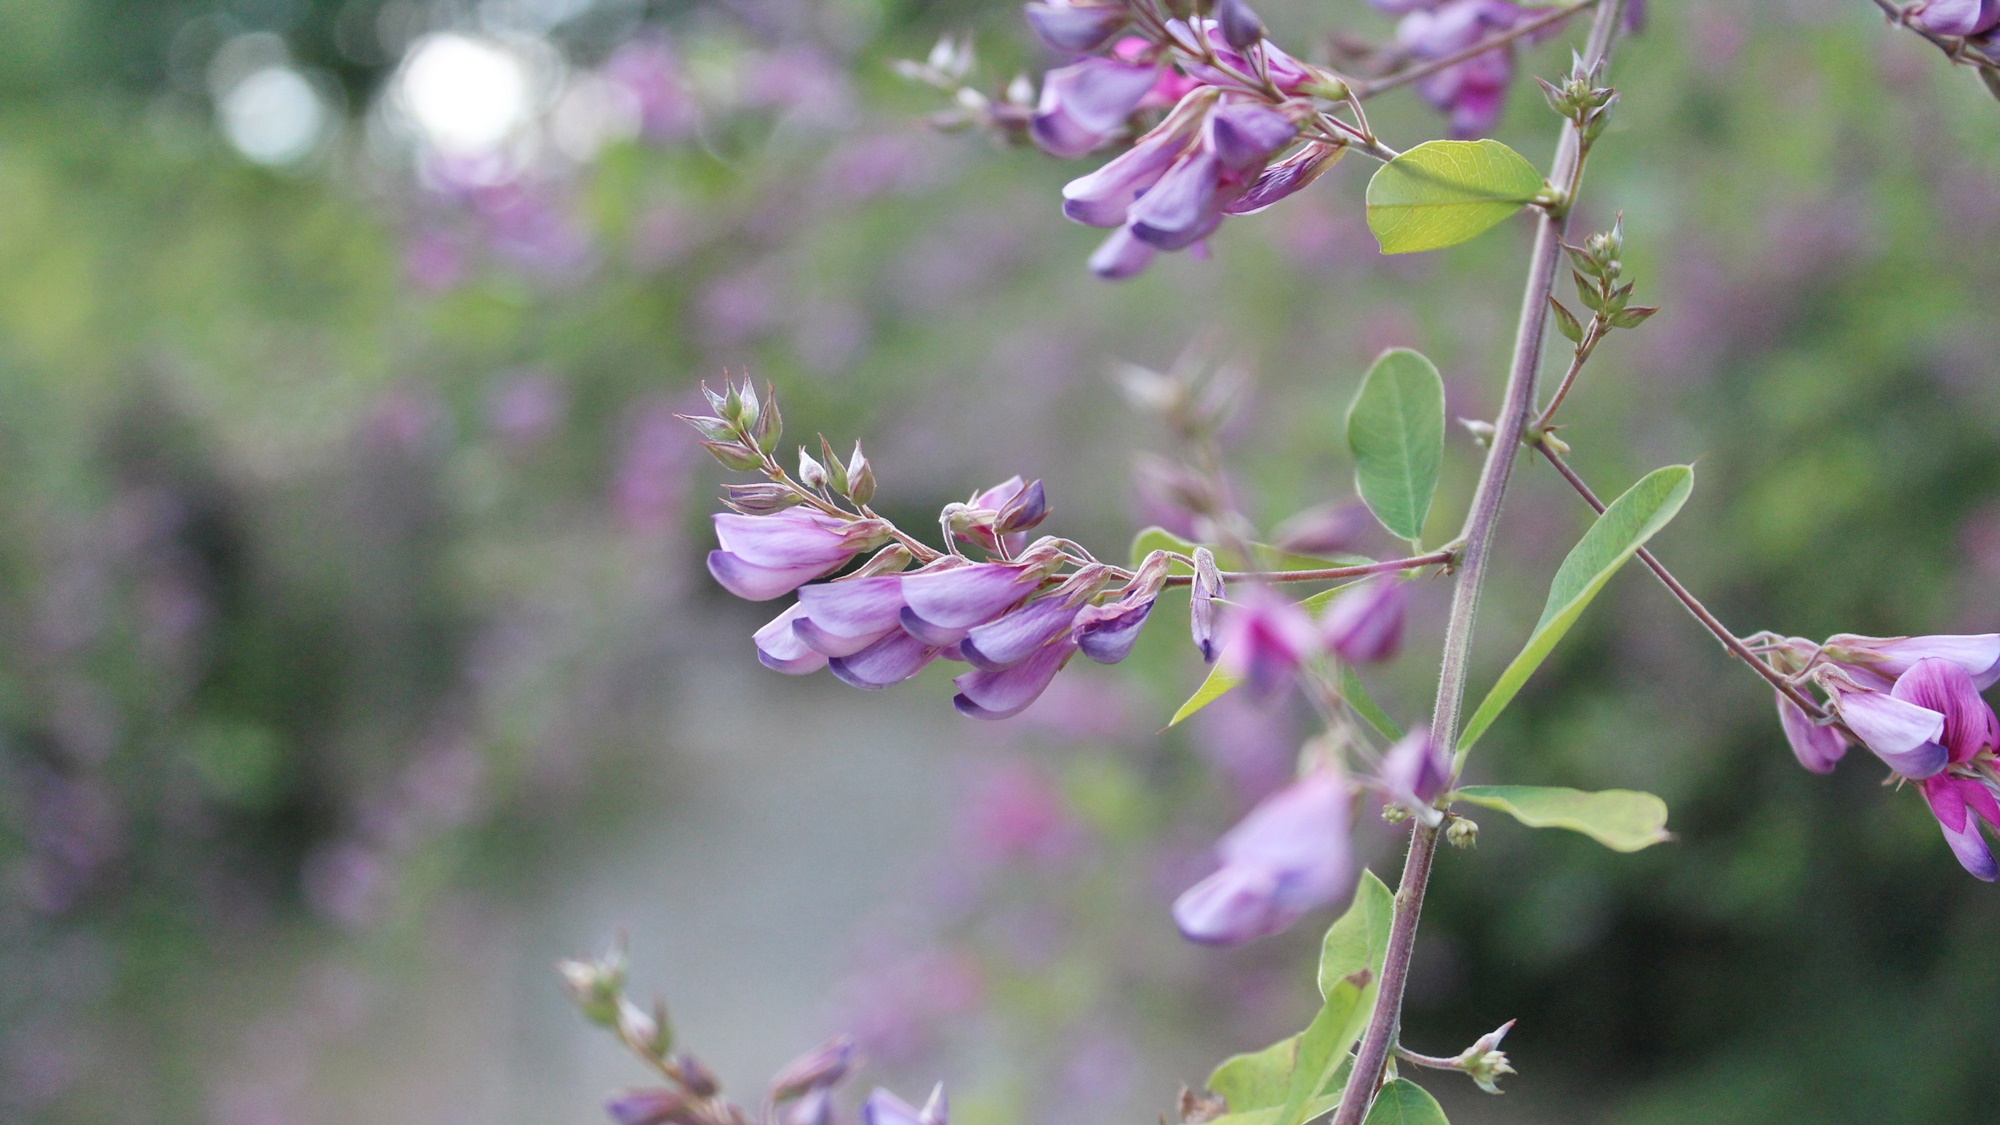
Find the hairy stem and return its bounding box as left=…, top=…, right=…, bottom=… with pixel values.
left=1329, top=3, right=1628, bottom=1121
left=1533, top=442, right=1831, bottom=719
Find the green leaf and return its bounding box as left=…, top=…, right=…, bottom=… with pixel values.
left=1318, top=870, right=1394, bottom=999
left=1208, top=1036, right=1301, bottom=1112
left=1339, top=665, right=1404, bottom=742
left=1346, top=349, right=1445, bottom=543
left=1455, top=785, right=1673, bottom=852
left=1365, top=140, right=1545, bottom=254
left=1273, top=976, right=1372, bottom=1125
left=1361, top=1079, right=1449, bottom=1125
left=1456, top=465, right=1695, bottom=753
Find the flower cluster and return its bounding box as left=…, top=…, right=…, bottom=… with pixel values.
left=1368, top=1, right=1559, bottom=137
left=1763, top=631, right=2000, bottom=879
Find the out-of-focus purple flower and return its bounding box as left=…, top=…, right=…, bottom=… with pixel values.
left=486, top=369, right=568, bottom=448
left=708, top=509, right=892, bottom=601
left=1031, top=58, right=1163, bottom=158
left=1394, top=1, right=1543, bottom=137
left=1172, top=768, right=1357, bottom=945
left=1377, top=726, right=1449, bottom=826
left=770, top=1036, right=857, bottom=1100
left=604, top=36, right=699, bottom=141
left=1271, top=501, right=1376, bottom=557
left=954, top=637, right=1079, bottom=719
left=1321, top=580, right=1408, bottom=664
left=785, top=1088, right=834, bottom=1125
left=1814, top=668, right=1949, bottom=779
left=1905, top=0, right=2000, bottom=36
left=1821, top=632, right=2000, bottom=690
left=962, top=757, right=1087, bottom=865
left=606, top=1089, right=689, bottom=1125
left=1216, top=588, right=1323, bottom=698
left=1024, top=0, right=1131, bottom=53
left=1191, top=548, right=1224, bottom=662
left=861, top=1085, right=948, bottom=1125
left=1777, top=691, right=1849, bottom=774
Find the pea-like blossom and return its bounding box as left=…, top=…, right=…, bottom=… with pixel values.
left=1819, top=632, right=2000, bottom=690
left=1321, top=579, right=1408, bottom=664
left=1031, top=57, right=1167, bottom=159
left=1172, top=767, right=1358, bottom=945
left=1377, top=0, right=1553, bottom=137
left=1377, top=726, right=1449, bottom=826
left=708, top=509, right=892, bottom=600
left=1190, top=548, right=1225, bottom=662
left=1890, top=659, right=2000, bottom=880
left=1216, top=587, right=1323, bottom=698
left=1813, top=666, right=1950, bottom=780
left=1904, top=0, right=2000, bottom=36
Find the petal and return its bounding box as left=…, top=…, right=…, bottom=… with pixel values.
left=794, top=617, right=898, bottom=658
left=708, top=551, right=840, bottom=601
left=1171, top=862, right=1291, bottom=946
left=1871, top=634, right=2000, bottom=690
left=755, top=605, right=828, bottom=674
left=1061, top=128, right=1191, bottom=227
left=1224, top=143, right=1341, bottom=216
left=860, top=1090, right=927, bottom=1125
left=1776, top=692, right=1848, bottom=773
left=952, top=638, right=1077, bottom=719
left=1926, top=780, right=2000, bottom=881
left=1922, top=775, right=1971, bottom=834
left=898, top=607, right=971, bottom=648
left=1909, top=0, right=1998, bottom=36
left=901, top=565, right=1040, bottom=630
left=1322, top=580, right=1408, bottom=664
left=1023, top=2, right=1128, bottom=53
left=1129, top=151, right=1221, bottom=247
left=1217, top=769, right=1353, bottom=900
left=1832, top=687, right=1949, bottom=778
left=1087, top=225, right=1157, bottom=279
left=1074, top=596, right=1156, bottom=664
left=713, top=509, right=855, bottom=568
left=961, top=598, right=1083, bottom=671
left=1207, top=103, right=1295, bottom=171
left=795, top=575, right=907, bottom=637
left=828, top=631, right=941, bottom=689
left=1038, top=59, right=1159, bottom=135
left=1890, top=657, right=1999, bottom=763
left=1378, top=726, right=1449, bottom=813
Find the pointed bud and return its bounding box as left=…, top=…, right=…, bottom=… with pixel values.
left=799, top=448, right=829, bottom=491
left=819, top=436, right=849, bottom=494
left=1460, top=418, right=1496, bottom=447
left=1609, top=304, right=1658, bottom=330
left=701, top=440, right=766, bottom=472
left=846, top=443, right=876, bottom=506
left=557, top=944, right=628, bottom=1026
left=1191, top=548, right=1224, bottom=663
left=1455, top=1019, right=1517, bottom=1094
left=607, top=1089, right=691, bottom=1125
left=724, top=482, right=805, bottom=515
left=1213, top=0, right=1265, bottom=50
left=752, top=385, right=783, bottom=453
left=679, top=414, right=738, bottom=443
left=676, top=1052, right=720, bottom=1098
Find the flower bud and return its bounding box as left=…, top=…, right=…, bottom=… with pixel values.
left=770, top=1035, right=857, bottom=1101
left=700, top=440, right=765, bottom=472
left=799, top=448, right=830, bottom=490
left=1380, top=803, right=1412, bottom=825
left=676, top=1052, right=720, bottom=1098
left=1446, top=816, right=1478, bottom=849
left=751, top=387, right=783, bottom=453
left=1459, top=419, right=1496, bottom=447
left=724, top=482, right=804, bottom=515
left=846, top=443, right=876, bottom=506
left=1213, top=0, right=1265, bottom=50
left=1454, top=1019, right=1517, bottom=1095
left=617, top=998, right=672, bottom=1058
left=1191, top=548, right=1224, bottom=663
left=558, top=946, right=628, bottom=1026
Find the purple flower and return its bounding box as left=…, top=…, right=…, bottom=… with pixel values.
left=1906, top=0, right=2000, bottom=36
left=1224, top=143, right=1344, bottom=217
left=771, top=1036, right=857, bottom=1100
left=1814, top=667, right=1949, bottom=779
left=1776, top=691, right=1848, bottom=774
left=900, top=561, right=1048, bottom=645
left=1271, top=501, right=1376, bottom=557
left=947, top=476, right=1050, bottom=554
left=1821, top=632, right=2000, bottom=690
left=861, top=1086, right=948, bottom=1125
left=795, top=574, right=912, bottom=656
left=1031, top=59, right=1163, bottom=158
left=1216, top=588, right=1323, bottom=698
left=1377, top=726, right=1449, bottom=825
left=1190, top=548, right=1225, bottom=662
left=709, top=509, right=891, bottom=601
left=1062, top=89, right=1217, bottom=227
left=606, top=1089, right=689, bottom=1125
left=1890, top=658, right=1999, bottom=764
left=1172, top=768, right=1357, bottom=945
left=1171, top=18, right=1317, bottom=94
left=1394, top=1, right=1539, bottom=137
left=1073, top=593, right=1157, bottom=664
left=831, top=631, right=951, bottom=689
left=757, top=604, right=830, bottom=674
left=962, top=595, right=1087, bottom=670
left=1024, top=0, right=1130, bottom=53
left=954, top=637, right=1079, bottom=719
left=1321, top=579, right=1408, bottom=664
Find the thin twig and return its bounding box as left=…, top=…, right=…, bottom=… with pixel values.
left=1532, top=441, right=1832, bottom=719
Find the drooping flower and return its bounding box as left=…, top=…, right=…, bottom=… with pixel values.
left=1776, top=690, right=1849, bottom=774
left=1920, top=772, right=2000, bottom=881
left=1812, top=666, right=1950, bottom=779
left=1216, top=587, right=1323, bottom=698
left=1321, top=579, right=1408, bottom=664
left=708, top=509, right=892, bottom=600
left=1190, top=548, right=1225, bottom=662
left=770, top=1036, right=858, bottom=1100
left=1377, top=726, right=1449, bottom=825
left=1031, top=58, right=1166, bottom=158
left=953, top=637, right=1080, bottom=719
left=943, top=476, right=1050, bottom=555
left=1172, top=768, right=1357, bottom=945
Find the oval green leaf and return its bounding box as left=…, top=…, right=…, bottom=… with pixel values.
left=1456, top=465, right=1695, bottom=753
left=1347, top=348, right=1445, bottom=543
left=1208, top=1035, right=1301, bottom=1113
left=1454, top=785, right=1673, bottom=852
left=1361, top=1079, right=1449, bottom=1125
left=1318, top=869, right=1394, bottom=1000
left=1366, top=139, right=1544, bottom=254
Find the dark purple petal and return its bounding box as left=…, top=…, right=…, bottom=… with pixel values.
left=962, top=598, right=1084, bottom=670
left=1212, top=0, right=1265, bottom=50
left=1776, top=692, right=1847, bottom=774
left=1191, top=549, right=1224, bottom=663
left=709, top=551, right=841, bottom=601
left=829, top=631, right=942, bottom=689
left=1024, top=1, right=1129, bottom=53
left=1890, top=658, right=1999, bottom=764
left=1907, top=0, right=2000, bottom=36
left=1061, top=88, right=1216, bottom=227
left=1223, top=143, right=1341, bottom=216
left=996, top=479, right=1049, bottom=533
left=952, top=638, right=1077, bottom=719
left=1073, top=595, right=1156, bottom=663
left=902, top=564, right=1040, bottom=630
left=1207, top=103, right=1295, bottom=171
left=1323, top=580, right=1407, bottom=664
left=756, top=605, right=829, bottom=674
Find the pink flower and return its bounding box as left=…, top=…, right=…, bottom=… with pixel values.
left=708, top=509, right=892, bottom=600
left=1172, top=768, right=1357, bottom=945
left=1216, top=587, right=1323, bottom=697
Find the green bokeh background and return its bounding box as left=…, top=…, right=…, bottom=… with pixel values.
left=1, top=1, right=1996, bottom=1123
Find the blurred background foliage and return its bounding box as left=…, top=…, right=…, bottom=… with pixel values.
left=0, top=0, right=1996, bottom=1122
